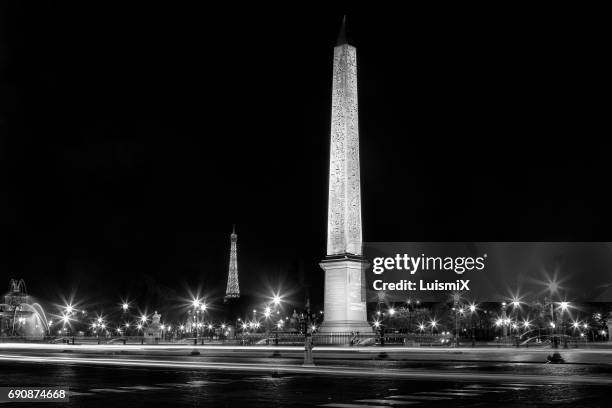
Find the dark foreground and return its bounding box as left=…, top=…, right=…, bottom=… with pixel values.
left=0, top=360, right=610, bottom=408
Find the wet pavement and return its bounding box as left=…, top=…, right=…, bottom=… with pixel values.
left=0, top=361, right=610, bottom=407
left=1, top=346, right=612, bottom=407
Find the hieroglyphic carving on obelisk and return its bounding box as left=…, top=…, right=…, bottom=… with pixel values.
left=320, top=16, right=371, bottom=335
left=327, top=16, right=362, bottom=257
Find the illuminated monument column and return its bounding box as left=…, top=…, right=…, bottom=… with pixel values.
left=319, top=17, right=372, bottom=334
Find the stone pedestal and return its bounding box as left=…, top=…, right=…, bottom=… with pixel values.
left=319, top=256, right=372, bottom=334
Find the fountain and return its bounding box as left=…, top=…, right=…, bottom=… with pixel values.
left=0, top=279, right=49, bottom=340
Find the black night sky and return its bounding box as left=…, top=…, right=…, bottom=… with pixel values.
left=1, top=5, right=610, bottom=317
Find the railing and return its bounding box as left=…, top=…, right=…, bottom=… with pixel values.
left=0, top=333, right=447, bottom=346
left=2, top=333, right=600, bottom=347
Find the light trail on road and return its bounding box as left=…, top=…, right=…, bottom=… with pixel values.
left=1, top=353, right=612, bottom=385
left=2, top=343, right=612, bottom=354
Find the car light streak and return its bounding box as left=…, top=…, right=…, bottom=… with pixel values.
left=0, top=353, right=611, bottom=385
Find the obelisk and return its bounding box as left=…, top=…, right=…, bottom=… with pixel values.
left=319, top=17, right=372, bottom=334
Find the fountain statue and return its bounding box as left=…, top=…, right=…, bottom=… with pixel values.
left=144, top=311, right=162, bottom=344
left=0, top=279, right=49, bottom=340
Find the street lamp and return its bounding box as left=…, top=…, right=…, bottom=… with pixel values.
left=429, top=319, right=438, bottom=334
left=467, top=303, right=477, bottom=346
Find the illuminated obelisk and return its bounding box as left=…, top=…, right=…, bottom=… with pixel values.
left=319, top=17, right=371, bottom=334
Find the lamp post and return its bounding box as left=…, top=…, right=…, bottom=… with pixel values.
left=500, top=302, right=508, bottom=338
left=469, top=303, right=477, bottom=347
left=200, top=303, right=207, bottom=345
left=559, top=301, right=569, bottom=348
left=192, top=299, right=200, bottom=345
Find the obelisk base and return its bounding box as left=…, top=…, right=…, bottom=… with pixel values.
left=319, top=256, right=373, bottom=334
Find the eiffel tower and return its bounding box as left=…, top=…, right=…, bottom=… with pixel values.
left=224, top=225, right=240, bottom=302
